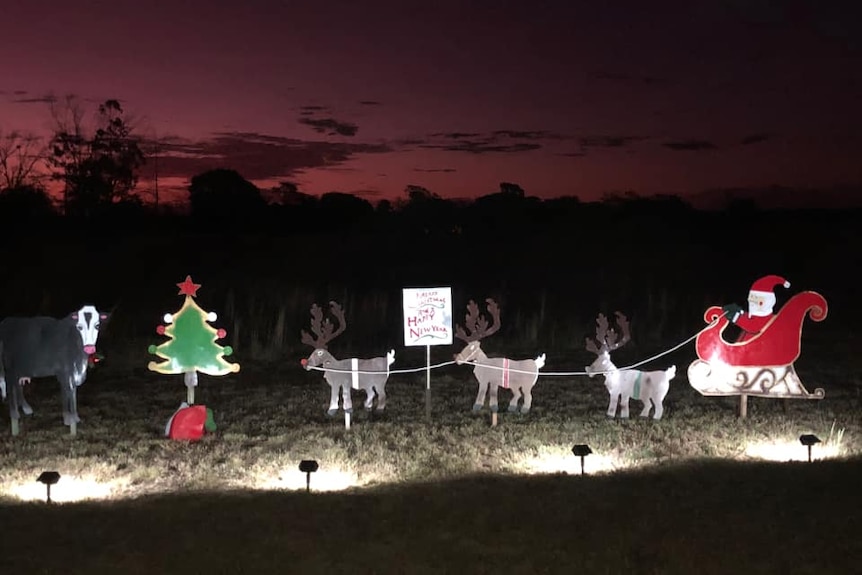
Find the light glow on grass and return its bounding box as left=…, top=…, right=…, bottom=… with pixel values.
left=743, top=439, right=842, bottom=462
left=512, top=445, right=629, bottom=476
left=249, top=464, right=363, bottom=492
left=5, top=473, right=128, bottom=503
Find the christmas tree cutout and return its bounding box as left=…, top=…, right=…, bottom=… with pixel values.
left=148, top=275, right=240, bottom=403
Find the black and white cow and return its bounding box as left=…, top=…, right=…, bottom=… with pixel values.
left=0, top=304, right=108, bottom=435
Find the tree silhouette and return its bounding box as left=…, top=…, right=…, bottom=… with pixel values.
left=49, top=96, right=145, bottom=217
left=188, top=168, right=266, bottom=222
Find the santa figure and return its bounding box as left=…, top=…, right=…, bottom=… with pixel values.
left=724, top=275, right=791, bottom=342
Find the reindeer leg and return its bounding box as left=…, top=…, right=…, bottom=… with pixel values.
left=473, top=379, right=488, bottom=412
left=326, top=380, right=340, bottom=417
left=607, top=389, right=619, bottom=418
left=381, top=384, right=390, bottom=411
left=488, top=383, right=500, bottom=413
left=619, top=393, right=631, bottom=419
left=508, top=386, right=521, bottom=413
left=341, top=382, right=353, bottom=414
left=363, top=384, right=374, bottom=410
left=521, top=385, right=533, bottom=414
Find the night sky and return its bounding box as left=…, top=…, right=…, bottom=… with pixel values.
left=2, top=0, right=860, bottom=207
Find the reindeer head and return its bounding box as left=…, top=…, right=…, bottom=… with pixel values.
left=299, top=301, right=346, bottom=370
left=584, top=311, right=630, bottom=378
left=454, top=298, right=500, bottom=364
left=71, top=304, right=109, bottom=356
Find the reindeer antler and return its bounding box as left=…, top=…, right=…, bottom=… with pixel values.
left=585, top=311, right=631, bottom=354
left=300, top=301, right=347, bottom=349
left=455, top=298, right=501, bottom=342
left=607, top=311, right=631, bottom=351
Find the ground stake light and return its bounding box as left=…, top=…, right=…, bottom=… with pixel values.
left=571, top=444, right=593, bottom=475
left=299, top=460, right=319, bottom=492
left=799, top=434, right=821, bottom=462
left=37, top=471, right=61, bottom=503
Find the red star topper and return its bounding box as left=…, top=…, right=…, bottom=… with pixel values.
left=177, top=275, right=201, bottom=297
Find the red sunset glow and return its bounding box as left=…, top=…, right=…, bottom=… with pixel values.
left=1, top=0, right=860, bottom=208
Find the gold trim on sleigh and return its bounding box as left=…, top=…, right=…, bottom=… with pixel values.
left=687, top=359, right=824, bottom=399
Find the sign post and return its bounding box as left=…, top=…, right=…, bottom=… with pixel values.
left=402, top=287, right=453, bottom=421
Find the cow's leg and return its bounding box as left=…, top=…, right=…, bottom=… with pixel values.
left=61, top=377, right=80, bottom=426
left=473, top=380, right=488, bottom=412
left=327, top=382, right=340, bottom=416
left=508, top=386, right=522, bottom=413
left=6, top=371, right=23, bottom=435
left=16, top=377, right=34, bottom=415
left=374, top=383, right=386, bottom=412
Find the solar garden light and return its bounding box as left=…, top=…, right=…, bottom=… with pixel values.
left=299, top=460, right=319, bottom=492
left=571, top=444, right=593, bottom=475
left=37, top=471, right=61, bottom=504
left=799, top=434, right=821, bottom=463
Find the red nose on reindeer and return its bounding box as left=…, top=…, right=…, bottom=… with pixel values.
left=300, top=358, right=308, bottom=367
left=84, top=345, right=97, bottom=355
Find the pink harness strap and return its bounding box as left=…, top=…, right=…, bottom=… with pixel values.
left=502, top=358, right=510, bottom=389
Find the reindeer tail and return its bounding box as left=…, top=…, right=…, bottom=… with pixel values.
left=535, top=353, right=546, bottom=370
left=386, top=349, right=396, bottom=366
left=667, top=365, right=677, bottom=380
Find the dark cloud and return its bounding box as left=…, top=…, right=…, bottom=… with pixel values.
left=298, top=117, right=359, bottom=137
left=418, top=129, right=573, bottom=154
left=558, top=151, right=587, bottom=158
left=421, top=139, right=541, bottom=154
left=663, top=139, right=717, bottom=151
left=579, top=135, right=645, bottom=148
left=430, top=132, right=482, bottom=139
left=299, top=105, right=328, bottom=115
left=413, top=167, right=457, bottom=173
left=11, top=93, right=57, bottom=104
left=359, top=100, right=383, bottom=106
left=150, top=131, right=389, bottom=181
left=740, top=133, right=771, bottom=145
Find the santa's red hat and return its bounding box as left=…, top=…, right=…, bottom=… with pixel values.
left=749, top=275, right=790, bottom=297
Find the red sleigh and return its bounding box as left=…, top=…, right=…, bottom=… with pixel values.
left=687, top=291, right=828, bottom=399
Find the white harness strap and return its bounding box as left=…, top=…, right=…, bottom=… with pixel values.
left=351, top=358, right=359, bottom=389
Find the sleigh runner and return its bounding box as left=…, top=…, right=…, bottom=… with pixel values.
left=687, top=290, right=827, bottom=400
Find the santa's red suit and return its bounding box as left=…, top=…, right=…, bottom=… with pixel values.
left=734, top=313, right=771, bottom=342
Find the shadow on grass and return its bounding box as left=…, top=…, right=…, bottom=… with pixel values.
left=2, top=456, right=860, bottom=574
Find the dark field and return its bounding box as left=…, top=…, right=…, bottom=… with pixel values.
left=1, top=201, right=861, bottom=573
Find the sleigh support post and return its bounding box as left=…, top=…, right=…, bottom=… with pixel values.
left=739, top=394, right=748, bottom=419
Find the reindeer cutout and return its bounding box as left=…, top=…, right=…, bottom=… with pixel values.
left=300, top=301, right=395, bottom=417
left=585, top=311, right=676, bottom=420
left=454, top=298, right=546, bottom=414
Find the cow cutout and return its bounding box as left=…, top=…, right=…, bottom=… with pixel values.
left=300, top=301, right=394, bottom=416
left=454, top=298, right=546, bottom=414
left=0, top=304, right=109, bottom=436
left=585, top=311, right=676, bottom=420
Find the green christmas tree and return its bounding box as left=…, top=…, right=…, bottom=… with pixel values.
left=148, top=276, right=240, bottom=382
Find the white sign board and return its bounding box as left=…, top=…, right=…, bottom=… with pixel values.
left=402, top=287, right=453, bottom=347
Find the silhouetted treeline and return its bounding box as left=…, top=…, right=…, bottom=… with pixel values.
left=1, top=187, right=859, bottom=375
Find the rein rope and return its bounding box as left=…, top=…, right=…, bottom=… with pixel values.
left=302, top=318, right=719, bottom=378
